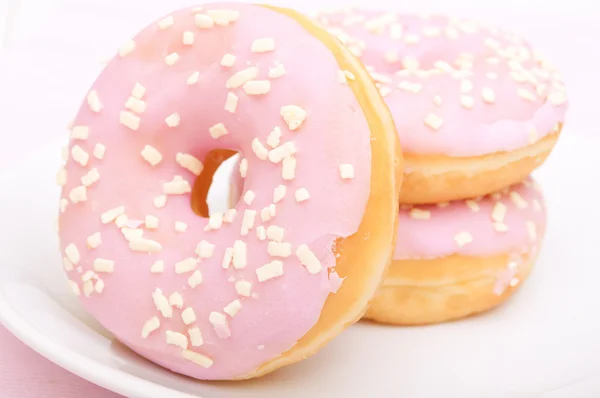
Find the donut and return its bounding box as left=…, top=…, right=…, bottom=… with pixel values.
left=56, top=3, right=400, bottom=380
left=314, top=10, right=568, bottom=204
left=364, top=178, right=546, bottom=325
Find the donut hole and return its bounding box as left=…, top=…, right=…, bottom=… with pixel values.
left=191, top=149, right=242, bottom=217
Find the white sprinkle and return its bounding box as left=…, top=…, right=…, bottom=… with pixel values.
left=176, top=153, right=203, bottom=176
left=241, top=209, right=257, bottom=236
left=119, top=40, right=136, bottom=57
left=243, top=80, right=271, bottom=95
left=86, top=232, right=101, bottom=249
left=224, top=92, right=238, bottom=113
left=518, top=87, right=536, bottom=102
left=252, top=138, right=269, bottom=160
left=280, top=105, right=307, bottom=131
left=166, top=330, right=188, bottom=350
left=239, top=158, right=248, bottom=178
left=296, top=244, right=322, bottom=274
left=454, top=232, right=473, bottom=247
left=174, top=221, right=188, bottom=232
left=101, top=206, right=125, bottom=224
left=165, top=52, right=180, bottom=66
left=93, top=258, right=114, bottom=273
left=152, top=288, right=173, bottom=318
left=209, top=311, right=228, bottom=328
left=195, top=241, right=215, bottom=259
left=195, top=14, right=214, bottom=29
left=209, top=123, right=228, bottom=139
left=141, top=316, right=160, bottom=338
left=182, top=307, right=197, bottom=325
left=187, top=71, right=200, bottom=85
left=125, top=96, right=147, bottom=114
left=94, top=280, right=105, bottom=294
left=165, top=113, right=181, bottom=127
left=65, top=243, right=80, bottom=265
left=120, top=111, right=140, bottom=131
left=268, top=64, right=286, bottom=78
left=465, top=200, right=480, bottom=212
left=494, top=222, right=509, bottom=232
left=492, top=202, right=507, bottom=222
left=223, top=209, right=237, bottom=223
left=129, top=238, right=162, bottom=253
left=164, top=178, right=192, bottom=195
left=235, top=280, right=252, bottom=297
left=409, top=208, right=431, bottom=220
left=68, top=280, right=80, bottom=296
left=251, top=38, right=275, bottom=53
left=224, top=300, right=242, bottom=317
left=60, top=198, right=69, bottom=213
left=115, top=214, right=129, bottom=228
left=182, top=31, right=195, bottom=45
left=175, top=258, right=198, bottom=274
left=151, top=260, right=164, bottom=273
left=206, top=9, right=240, bottom=25
left=549, top=91, right=567, bottom=106
left=256, top=260, right=284, bottom=282
left=266, top=225, right=284, bottom=242
left=132, top=83, right=146, bottom=99
left=482, top=88, right=495, bottom=104
left=256, top=226, right=266, bottom=240
left=267, top=242, right=291, bottom=258
left=83, top=280, right=94, bottom=297
left=188, top=271, right=203, bottom=288
left=424, top=113, right=444, bottom=131
left=265, top=127, right=283, bottom=149
left=154, top=195, right=167, bottom=208
left=273, top=185, right=286, bottom=203
left=71, top=125, right=89, bottom=140
left=339, top=164, right=354, bottom=180
left=93, top=143, right=106, bottom=160
left=158, top=15, right=174, bottom=29
left=268, top=142, right=296, bottom=164
left=220, top=54, right=236, bottom=67
left=221, top=247, right=234, bottom=269
left=205, top=212, right=223, bottom=231
left=87, top=90, right=102, bottom=113
left=62, top=257, right=73, bottom=271
left=510, top=191, right=528, bottom=209
left=460, top=79, right=473, bottom=93
left=188, top=328, right=204, bottom=347
left=144, top=215, right=159, bottom=230
left=243, top=190, right=256, bottom=206
left=295, top=188, right=310, bottom=203
left=141, top=145, right=163, bottom=166
left=69, top=185, right=87, bottom=203
left=486, top=72, right=498, bottom=80
left=182, top=350, right=213, bottom=368
left=230, top=240, right=248, bottom=270
left=433, top=95, right=443, bottom=106
left=71, top=145, right=89, bottom=167
left=282, top=156, right=296, bottom=180
left=526, top=221, right=537, bottom=240
left=260, top=207, right=272, bottom=223
left=460, top=95, right=475, bottom=109
left=226, top=67, right=259, bottom=89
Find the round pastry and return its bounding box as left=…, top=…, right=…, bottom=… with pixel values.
left=364, top=178, right=546, bottom=325
left=56, top=3, right=400, bottom=380
left=315, top=10, right=568, bottom=204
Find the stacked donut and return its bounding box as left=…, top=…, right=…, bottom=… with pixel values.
left=314, top=10, right=567, bottom=324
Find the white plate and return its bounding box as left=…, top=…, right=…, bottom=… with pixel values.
left=1, top=132, right=600, bottom=397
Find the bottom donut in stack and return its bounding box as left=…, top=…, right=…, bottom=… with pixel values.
left=365, top=177, right=545, bottom=325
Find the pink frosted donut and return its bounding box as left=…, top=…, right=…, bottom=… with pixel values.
left=56, top=3, right=399, bottom=380
left=315, top=9, right=568, bottom=203
left=364, top=177, right=546, bottom=325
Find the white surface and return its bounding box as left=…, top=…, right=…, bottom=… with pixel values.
left=1, top=132, right=600, bottom=398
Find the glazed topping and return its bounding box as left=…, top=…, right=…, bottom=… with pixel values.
left=58, top=3, right=372, bottom=381
left=315, top=10, right=568, bottom=156
left=394, top=178, right=545, bottom=259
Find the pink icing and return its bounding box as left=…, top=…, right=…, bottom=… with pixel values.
left=316, top=10, right=568, bottom=156
left=394, top=178, right=546, bottom=259
left=57, top=3, right=372, bottom=380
